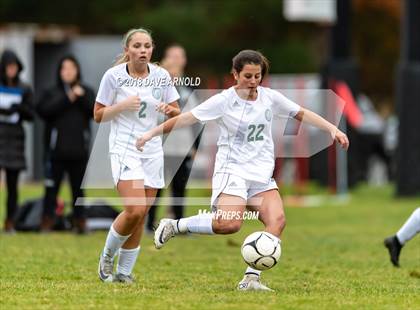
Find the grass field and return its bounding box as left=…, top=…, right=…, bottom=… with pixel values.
left=0, top=183, right=419, bottom=309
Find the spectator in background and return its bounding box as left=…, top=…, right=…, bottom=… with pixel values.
left=36, top=55, right=94, bottom=234
left=146, top=44, right=202, bottom=232
left=0, top=49, right=34, bottom=233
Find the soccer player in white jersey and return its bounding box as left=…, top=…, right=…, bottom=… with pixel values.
left=384, top=208, right=420, bottom=267
left=94, top=28, right=180, bottom=283
left=136, top=50, right=349, bottom=291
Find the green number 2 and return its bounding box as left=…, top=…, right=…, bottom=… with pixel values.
left=247, top=124, right=265, bottom=142
left=138, top=101, right=147, bottom=118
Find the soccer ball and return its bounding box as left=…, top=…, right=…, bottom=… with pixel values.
left=241, top=231, right=281, bottom=270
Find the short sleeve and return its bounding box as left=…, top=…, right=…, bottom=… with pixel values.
left=270, top=89, right=301, bottom=118
left=96, top=69, right=116, bottom=106
left=191, top=93, right=225, bottom=122
left=162, top=70, right=180, bottom=104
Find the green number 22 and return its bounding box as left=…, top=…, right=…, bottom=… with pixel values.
left=247, top=124, right=265, bottom=142
left=138, top=101, right=147, bottom=118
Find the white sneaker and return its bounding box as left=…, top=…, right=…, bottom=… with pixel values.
left=154, top=218, right=178, bottom=249
left=98, top=252, right=114, bottom=282
left=237, top=274, right=274, bottom=292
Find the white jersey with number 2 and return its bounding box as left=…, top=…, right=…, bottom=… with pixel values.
left=191, top=86, right=300, bottom=184
left=96, top=62, right=180, bottom=159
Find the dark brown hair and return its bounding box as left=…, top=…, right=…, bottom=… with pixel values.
left=57, top=55, right=81, bottom=87
left=232, top=50, right=270, bottom=82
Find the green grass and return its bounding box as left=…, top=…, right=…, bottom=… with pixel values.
left=0, top=183, right=419, bottom=309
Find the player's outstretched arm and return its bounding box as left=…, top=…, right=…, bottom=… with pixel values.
left=136, top=111, right=198, bottom=151
left=155, top=101, right=181, bottom=118
left=295, top=108, right=350, bottom=150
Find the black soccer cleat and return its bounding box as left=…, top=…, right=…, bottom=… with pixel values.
left=384, top=235, right=403, bottom=267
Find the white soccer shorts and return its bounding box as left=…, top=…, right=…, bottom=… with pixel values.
left=210, top=172, right=278, bottom=211
left=110, top=154, right=164, bottom=188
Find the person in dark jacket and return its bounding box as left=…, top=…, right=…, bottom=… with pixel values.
left=36, top=55, right=94, bottom=233
left=0, top=49, right=34, bottom=233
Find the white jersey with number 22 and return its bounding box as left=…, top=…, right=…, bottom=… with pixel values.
left=191, top=86, right=300, bottom=183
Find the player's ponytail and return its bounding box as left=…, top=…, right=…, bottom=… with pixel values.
left=260, top=53, right=270, bottom=80
left=232, top=50, right=270, bottom=82
left=114, top=28, right=154, bottom=66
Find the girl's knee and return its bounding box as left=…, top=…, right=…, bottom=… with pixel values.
left=266, top=214, right=286, bottom=236
left=124, top=207, right=146, bottom=223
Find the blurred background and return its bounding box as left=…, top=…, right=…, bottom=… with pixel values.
left=0, top=2, right=419, bottom=308
left=0, top=0, right=419, bottom=231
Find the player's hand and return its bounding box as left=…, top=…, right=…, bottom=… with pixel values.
left=156, top=102, right=175, bottom=115
left=66, top=89, right=77, bottom=103
left=136, top=131, right=153, bottom=152
left=72, top=85, right=85, bottom=97
left=120, top=96, right=141, bottom=111
left=332, top=128, right=349, bottom=150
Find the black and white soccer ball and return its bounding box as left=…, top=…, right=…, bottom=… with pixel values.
left=241, top=231, right=281, bottom=270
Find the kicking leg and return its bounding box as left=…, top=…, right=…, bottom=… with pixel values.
left=154, top=194, right=246, bottom=249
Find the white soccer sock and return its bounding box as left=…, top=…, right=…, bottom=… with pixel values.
left=175, top=213, right=214, bottom=234
left=117, top=246, right=140, bottom=276
left=245, top=266, right=261, bottom=277
left=103, top=225, right=131, bottom=258
left=396, top=208, right=420, bottom=245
